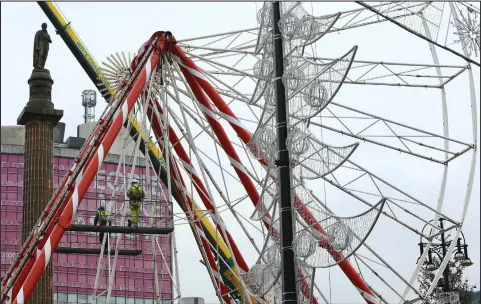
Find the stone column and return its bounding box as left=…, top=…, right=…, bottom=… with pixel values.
left=17, top=68, right=63, bottom=304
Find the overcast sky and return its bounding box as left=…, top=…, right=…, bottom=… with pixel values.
left=1, top=2, right=480, bottom=304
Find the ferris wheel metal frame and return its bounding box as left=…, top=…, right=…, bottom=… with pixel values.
left=0, top=2, right=478, bottom=304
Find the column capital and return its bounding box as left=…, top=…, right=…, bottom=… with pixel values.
left=17, top=68, right=63, bottom=126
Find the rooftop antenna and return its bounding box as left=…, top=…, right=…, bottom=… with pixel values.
left=81, top=89, right=97, bottom=123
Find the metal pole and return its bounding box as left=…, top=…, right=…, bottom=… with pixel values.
left=439, top=218, right=449, bottom=292
left=272, top=2, right=298, bottom=303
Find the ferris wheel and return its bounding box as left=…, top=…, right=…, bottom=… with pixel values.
left=1, top=2, right=479, bottom=304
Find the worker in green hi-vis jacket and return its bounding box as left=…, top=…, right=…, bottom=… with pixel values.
left=127, top=179, right=145, bottom=228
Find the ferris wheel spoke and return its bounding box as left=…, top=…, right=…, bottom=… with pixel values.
left=357, top=2, right=480, bottom=66
left=97, top=124, right=141, bottom=299
left=324, top=2, right=428, bottom=33
left=201, top=67, right=252, bottom=101
left=183, top=50, right=258, bottom=82
left=199, top=31, right=243, bottom=49
left=363, top=241, right=425, bottom=300
left=112, top=52, right=128, bottom=73
left=225, top=37, right=260, bottom=55
left=324, top=101, right=470, bottom=148
left=181, top=30, right=259, bottom=61
left=352, top=174, right=399, bottom=221
left=183, top=42, right=464, bottom=73
left=153, top=236, right=180, bottom=299
left=318, top=157, right=457, bottom=234
left=146, top=98, right=217, bottom=207
left=356, top=276, right=389, bottom=304
left=364, top=177, right=398, bottom=219
left=324, top=233, right=414, bottom=302
left=225, top=32, right=244, bottom=50
left=309, top=104, right=474, bottom=165
left=151, top=116, right=239, bottom=254
left=313, top=174, right=436, bottom=238
left=199, top=30, right=255, bottom=51
left=184, top=43, right=469, bottom=89
left=187, top=45, right=257, bottom=64
left=181, top=43, right=257, bottom=57
left=200, top=68, right=257, bottom=110
left=177, top=28, right=258, bottom=45
left=341, top=157, right=459, bottom=225
left=167, top=93, right=215, bottom=146
left=300, top=44, right=470, bottom=87
left=179, top=130, right=264, bottom=213
left=356, top=254, right=408, bottom=302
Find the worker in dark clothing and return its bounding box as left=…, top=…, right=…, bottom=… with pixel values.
left=94, top=206, right=111, bottom=248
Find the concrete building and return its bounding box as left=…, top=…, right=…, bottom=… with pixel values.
left=1, top=121, right=172, bottom=303
left=181, top=297, right=205, bottom=304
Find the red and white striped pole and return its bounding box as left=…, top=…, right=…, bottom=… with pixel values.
left=175, top=59, right=278, bottom=236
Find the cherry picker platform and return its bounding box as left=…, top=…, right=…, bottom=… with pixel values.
left=66, top=224, right=174, bottom=235
left=55, top=247, right=143, bottom=256
left=54, top=224, right=173, bottom=255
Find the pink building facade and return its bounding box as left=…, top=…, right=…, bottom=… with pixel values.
left=1, top=151, right=173, bottom=304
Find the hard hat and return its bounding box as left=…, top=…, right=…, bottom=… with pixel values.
left=131, top=179, right=138, bottom=184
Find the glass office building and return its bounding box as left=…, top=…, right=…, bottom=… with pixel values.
left=1, top=128, right=173, bottom=303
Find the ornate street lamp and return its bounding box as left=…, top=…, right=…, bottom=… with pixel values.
left=454, top=238, right=465, bottom=261
left=417, top=218, right=473, bottom=293
left=460, top=242, right=473, bottom=267
left=419, top=243, right=438, bottom=272
left=454, top=231, right=473, bottom=267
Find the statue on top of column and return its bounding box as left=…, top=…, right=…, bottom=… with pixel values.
left=33, top=23, right=52, bottom=70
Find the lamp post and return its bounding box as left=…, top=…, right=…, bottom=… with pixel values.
left=272, top=2, right=299, bottom=303
left=418, top=218, right=473, bottom=292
